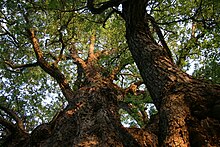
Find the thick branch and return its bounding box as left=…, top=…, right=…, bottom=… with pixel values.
left=0, top=105, right=24, bottom=131
left=55, top=30, right=66, bottom=64
left=94, top=49, right=109, bottom=59
left=146, top=14, right=172, bottom=60
left=109, top=64, right=129, bottom=81
left=28, top=29, right=75, bottom=102
left=87, top=0, right=125, bottom=14
left=69, top=44, right=87, bottom=69
left=29, top=29, right=44, bottom=60
left=125, top=81, right=144, bottom=94
left=88, top=34, right=96, bottom=63
left=118, top=101, right=148, bottom=128
left=94, top=47, right=119, bottom=60
left=75, top=62, right=84, bottom=87
left=0, top=116, right=17, bottom=132
left=4, top=61, right=38, bottom=72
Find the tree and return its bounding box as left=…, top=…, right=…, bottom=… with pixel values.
left=0, top=0, right=220, bottom=146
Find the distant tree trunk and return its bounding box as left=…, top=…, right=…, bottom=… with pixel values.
left=122, top=0, right=220, bottom=146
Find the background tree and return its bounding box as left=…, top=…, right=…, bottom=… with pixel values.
left=0, top=0, right=219, bottom=146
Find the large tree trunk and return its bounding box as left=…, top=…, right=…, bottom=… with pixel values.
left=30, top=82, right=139, bottom=146
left=122, top=0, right=220, bottom=146
left=4, top=71, right=158, bottom=147
left=25, top=70, right=157, bottom=147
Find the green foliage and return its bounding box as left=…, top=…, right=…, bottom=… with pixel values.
left=193, top=52, right=220, bottom=84
left=119, top=109, right=139, bottom=128
left=119, top=91, right=157, bottom=128
left=148, top=0, right=220, bottom=82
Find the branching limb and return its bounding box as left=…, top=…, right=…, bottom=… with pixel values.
left=69, top=43, right=87, bottom=69
left=68, top=45, right=85, bottom=88
left=118, top=101, right=149, bottom=128
left=1, top=26, right=19, bottom=47
left=94, top=49, right=109, bottom=59
left=94, top=47, right=119, bottom=60
left=88, top=33, right=96, bottom=63
left=0, top=105, right=25, bottom=131
left=102, top=10, right=115, bottom=28
left=125, top=81, right=144, bottom=95
left=104, top=48, right=131, bottom=80
left=55, top=30, right=66, bottom=65
left=87, top=0, right=125, bottom=14
left=0, top=116, right=17, bottom=132
left=4, top=61, right=38, bottom=72
left=146, top=14, right=172, bottom=60
left=54, top=16, right=73, bottom=64
left=109, top=64, right=127, bottom=81
left=28, top=29, right=75, bottom=102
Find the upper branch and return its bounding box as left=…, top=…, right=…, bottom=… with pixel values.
left=87, top=0, right=125, bottom=14
left=55, top=30, right=66, bottom=64
left=69, top=43, right=87, bottom=69
left=1, top=26, right=19, bottom=47
left=125, top=81, right=144, bottom=95
left=28, top=29, right=75, bottom=102
left=4, top=61, right=38, bottom=72
left=146, top=14, right=173, bottom=60
left=29, top=29, right=44, bottom=60
left=88, top=34, right=96, bottom=63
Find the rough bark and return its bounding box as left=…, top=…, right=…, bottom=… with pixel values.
left=28, top=82, right=145, bottom=147
left=122, top=0, right=220, bottom=146
left=11, top=64, right=157, bottom=147
left=2, top=81, right=158, bottom=147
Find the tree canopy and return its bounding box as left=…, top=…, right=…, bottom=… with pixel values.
left=0, top=0, right=220, bottom=146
